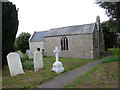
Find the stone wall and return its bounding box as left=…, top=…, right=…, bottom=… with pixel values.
left=44, top=34, right=94, bottom=59
left=93, top=27, right=99, bottom=59
left=93, top=25, right=105, bottom=58
left=29, top=41, right=44, bottom=54
left=99, top=28, right=105, bottom=56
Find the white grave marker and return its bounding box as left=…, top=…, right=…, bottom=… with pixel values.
left=7, top=52, right=25, bottom=76
left=34, top=51, right=43, bottom=72
left=51, top=47, right=64, bottom=73
left=18, top=51, right=23, bottom=58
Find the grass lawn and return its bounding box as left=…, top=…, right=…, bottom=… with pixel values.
left=2, top=56, right=94, bottom=88
left=63, top=55, right=119, bottom=88
left=107, top=48, right=120, bottom=55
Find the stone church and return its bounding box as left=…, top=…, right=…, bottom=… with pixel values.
left=29, top=16, right=105, bottom=59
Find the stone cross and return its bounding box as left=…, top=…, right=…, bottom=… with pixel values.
left=33, top=51, right=43, bottom=72
left=51, top=46, right=64, bottom=73
left=54, top=47, right=60, bottom=62
left=7, top=52, right=25, bottom=76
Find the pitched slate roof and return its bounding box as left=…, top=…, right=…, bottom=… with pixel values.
left=45, top=23, right=95, bottom=37
left=30, top=23, right=95, bottom=42
left=30, top=31, right=48, bottom=42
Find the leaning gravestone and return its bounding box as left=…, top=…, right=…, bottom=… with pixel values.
left=7, top=52, right=25, bottom=76
left=27, top=50, right=33, bottom=59
left=18, top=51, right=23, bottom=58
left=51, top=46, right=64, bottom=73
left=33, top=51, right=43, bottom=72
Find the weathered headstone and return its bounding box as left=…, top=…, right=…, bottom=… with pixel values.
left=18, top=51, right=23, bottom=58
left=51, top=47, right=64, bottom=73
left=7, top=52, right=25, bottom=76
left=33, top=51, right=43, bottom=72
left=26, top=49, right=28, bottom=56
left=27, top=50, right=33, bottom=59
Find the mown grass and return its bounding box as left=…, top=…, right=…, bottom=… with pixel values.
left=2, top=56, right=94, bottom=88
left=63, top=55, right=119, bottom=88
left=100, top=55, right=120, bottom=63
left=107, top=48, right=120, bottom=55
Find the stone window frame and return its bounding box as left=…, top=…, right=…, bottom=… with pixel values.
left=61, top=37, right=68, bottom=51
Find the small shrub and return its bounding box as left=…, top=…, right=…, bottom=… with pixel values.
left=21, top=56, right=29, bottom=62
left=22, top=61, right=34, bottom=70
left=21, top=53, right=29, bottom=62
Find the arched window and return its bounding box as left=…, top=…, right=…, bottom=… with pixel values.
left=61, top=37, right=68, bottom=50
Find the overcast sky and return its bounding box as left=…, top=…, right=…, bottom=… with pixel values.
left=9, top=0, right=109, bottom=37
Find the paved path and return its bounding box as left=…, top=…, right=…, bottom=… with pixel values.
left=37, top=60, right=100, bottom=88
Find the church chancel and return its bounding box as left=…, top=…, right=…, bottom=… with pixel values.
left=29, top=16, right=105, bottom=59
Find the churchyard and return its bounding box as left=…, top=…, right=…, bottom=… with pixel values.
left=2, top=48, right=119, bottom=88
left=63, top=49, right=120, bottom=88
left=2, top=50, right=94, bottom=88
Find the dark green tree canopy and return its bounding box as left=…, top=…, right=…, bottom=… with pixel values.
left=2, top=2, right=19, bottom=68
left=96, top=1, right=120, bottom=33
left=96, top=2, right=120, bottom=20
left=15, top=32, right=31, bottom=53
left=101, top=21, right=117, bottom=50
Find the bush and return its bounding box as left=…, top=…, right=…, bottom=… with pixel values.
left=22, top=61, right=34, bottom=70
left=21, top=53, right=29, bottom=62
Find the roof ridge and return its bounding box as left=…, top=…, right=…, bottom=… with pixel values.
left=50, top=23, right=95, bottom=30
left=35, top=30, right=49, bottom=33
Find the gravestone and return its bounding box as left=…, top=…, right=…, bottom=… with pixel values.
left=18, top=51, right=23, bottom=58
left=7, top=52, right=25, bottom=76
left=27, top=50, right=33, bottom=59
left=26, top=49, right=28, bottom=56
left=33, top=51, right=43, bottom=72
left=51, top=46, right=64, bottom=73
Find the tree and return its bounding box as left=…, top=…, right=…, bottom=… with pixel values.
left=96, top=1, right=120, bottom=33
left=101, top=21, right=117, bottom=50
left=2, top=2, right=19, bottom=68
left=15, top=32, right=31, bottom=53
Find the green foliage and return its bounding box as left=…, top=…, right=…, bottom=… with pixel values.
left=96, top=2, right=120, bottom=33
left=63, top=62, right=118, bottom=88
left=96, top=2, right=120, bottom=20
left=21, top=53, right=33, bottom=70
left=15, top=32, right=31, bottom=53
left=22, top=61, right=34, bottom=70
left=2, top=2, right=19, bottom=67
left=101, top=21, right=117, bottom=50
left=107, top=48, right=120, bottom=55
left=100, top=55, right=119, bottom=63
left=21, top=53, right=29, bottom=62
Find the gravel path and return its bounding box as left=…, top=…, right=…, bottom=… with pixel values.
left=37, top=60, right=100, bottom=88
